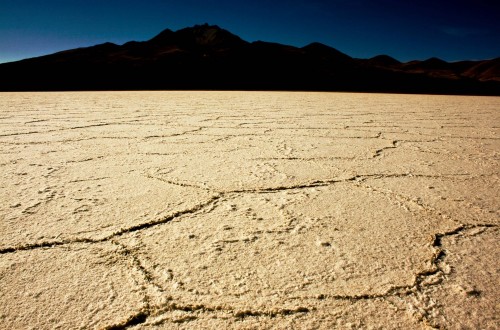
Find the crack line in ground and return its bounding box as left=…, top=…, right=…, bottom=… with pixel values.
left=142, top=127, right=204, bottom=140
left=68, top=177, right=111, bottom=183
left=408, top=225, right=498, bottom=328
left=1, top=170, right=490, bottom=255
left=0, top=123, right=113, bottom=137
left=300, top=224, right=497, bottom=304
left=103, top=304, right=310, bottom=329
left=144, top=173, right=214, bottom=191
left=252, top=156, right=357, bottom=161
left=102, top=239, right=310, bottom=328
left=100, top=224, right=497, bottom=329
left=0, top=194, right=222, bottom=255
left=372, top=140, right=400, bottom=158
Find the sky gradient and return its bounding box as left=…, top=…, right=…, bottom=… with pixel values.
left=1, top=0, right=499, bottom=64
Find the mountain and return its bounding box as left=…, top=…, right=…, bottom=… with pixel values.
left=362, top=55, right=401, bottom=68
left=0, top=24, right=499, bottom=95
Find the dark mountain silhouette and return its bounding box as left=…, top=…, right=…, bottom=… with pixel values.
left=0, top=24, right=499, bottom=95
left=462, top=58, right=500, bottom=82
left=362, top=55, right=401, bottom=68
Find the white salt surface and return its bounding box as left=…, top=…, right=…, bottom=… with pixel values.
left=0, top=91, right=498, bottom=329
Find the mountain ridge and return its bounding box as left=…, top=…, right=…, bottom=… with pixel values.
left=1, top=24, right=499, bottom=95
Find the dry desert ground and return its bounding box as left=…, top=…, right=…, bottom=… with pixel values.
left=0, top=91, right=498, bottom=329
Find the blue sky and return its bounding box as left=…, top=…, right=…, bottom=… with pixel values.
left=1, top=0, right=499, bottom=63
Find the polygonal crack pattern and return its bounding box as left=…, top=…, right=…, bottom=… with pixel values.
left=0, top=91, right=498, bottom=329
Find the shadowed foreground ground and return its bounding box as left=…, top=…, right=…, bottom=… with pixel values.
left=0, top=92, right=498, bottom=329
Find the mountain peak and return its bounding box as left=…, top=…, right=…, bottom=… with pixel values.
left=302, top=42, right=352, bottom=61
left=423, top=57, right=448, bottom=65
left=148, top=28, right=174, bottom=44
left=149, top=23, right=247, bottom=49
left=368, top=55, right=401, bottom=66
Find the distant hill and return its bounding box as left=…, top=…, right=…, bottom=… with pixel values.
left=0, top=24, right=498, bottom=95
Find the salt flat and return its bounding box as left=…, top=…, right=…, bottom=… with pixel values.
left=0, top=91, right=498, bottom=329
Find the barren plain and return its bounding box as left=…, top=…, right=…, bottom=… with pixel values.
left=0, top=91, right=498, bottom=329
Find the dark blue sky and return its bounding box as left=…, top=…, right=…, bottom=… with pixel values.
left=1, top=0, right=499, bottom=64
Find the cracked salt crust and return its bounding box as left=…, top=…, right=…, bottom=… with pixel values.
left=0, top=91, right=498, bottom=329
